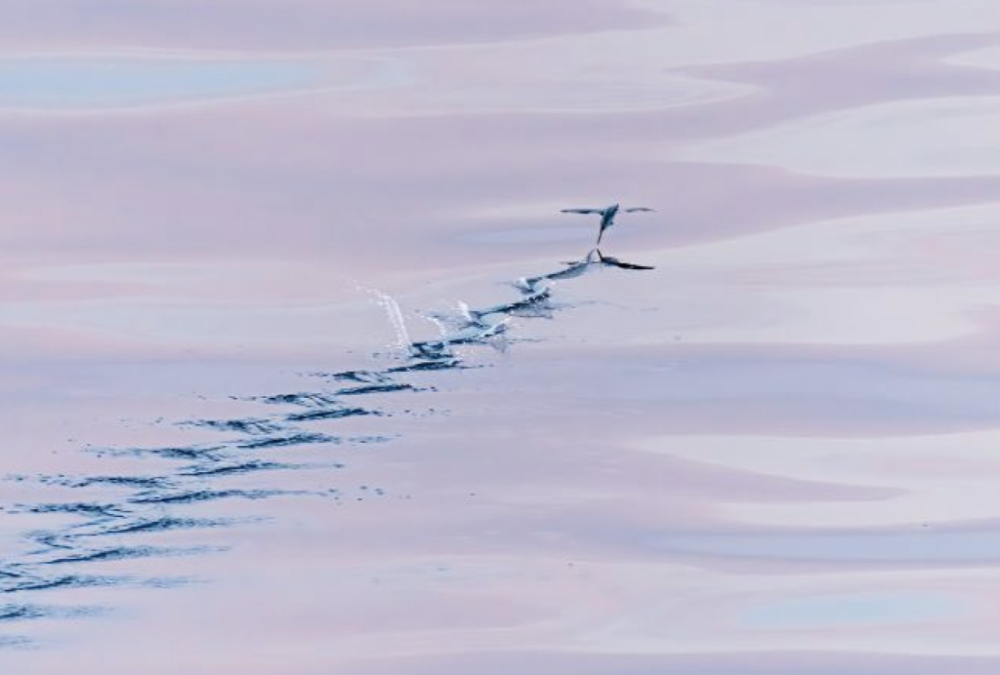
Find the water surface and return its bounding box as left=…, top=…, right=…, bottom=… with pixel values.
left=3, top=1, right=1000, bottom=673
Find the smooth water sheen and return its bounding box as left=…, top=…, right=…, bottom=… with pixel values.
left=4, top=1, right=1000, bottom=673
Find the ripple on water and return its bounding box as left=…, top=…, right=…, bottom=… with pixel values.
left=0, top=249, right=650, bottom=645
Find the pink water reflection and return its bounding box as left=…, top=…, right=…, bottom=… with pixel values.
left=4, top=1, right=1000, bottom=673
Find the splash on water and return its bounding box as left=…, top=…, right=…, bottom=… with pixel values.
left=0, top=246, right=654, bottom=644
left=358, top=285, right=413, bottom=356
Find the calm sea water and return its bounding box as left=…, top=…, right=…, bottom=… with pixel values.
left=4, top=1, right=1000, bottom=672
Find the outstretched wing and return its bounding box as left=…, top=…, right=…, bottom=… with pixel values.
left=599, top=255, right=655, bottom=270
left=623, top=207, right=655, bottom=213
left=560, top=208, right=604, bottom=215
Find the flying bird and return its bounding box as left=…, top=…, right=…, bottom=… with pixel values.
left=560, top=203, right=654, bottom=245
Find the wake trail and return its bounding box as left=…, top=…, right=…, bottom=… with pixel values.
left=0, top=247, right=652, bottom=643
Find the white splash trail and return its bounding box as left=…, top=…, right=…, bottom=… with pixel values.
left=371, top=289, right=411, bottom=351
left=352, top=281, right=413, bottom=355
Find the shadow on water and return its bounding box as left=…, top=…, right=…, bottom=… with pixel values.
left=0, top=247, right=653, bottom=642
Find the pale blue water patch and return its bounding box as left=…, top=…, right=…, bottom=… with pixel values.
left=0, top=57, right=324, bottom=109
left=745, top=591, right=964, bottom=629
left=655, top=528, right=1000, bottom=563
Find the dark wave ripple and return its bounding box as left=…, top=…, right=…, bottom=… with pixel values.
left=0, top=248, right=651, bottom=643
